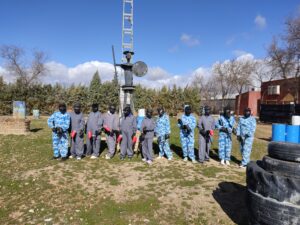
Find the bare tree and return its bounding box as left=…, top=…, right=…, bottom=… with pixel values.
left=0, top=45, right=47, bottom=86
left=212, top=61, right=234, bottom=108
left=252, top=59, right=277, bottom=88
left=267, top=14, right=300, bottom=103
left=0, top=45, right=47, bottom=101
left=286, top=15, right=300, bottom=55
left=230, top=58, right=255, bottom=115
left=267, top=38, right=295, bottom=79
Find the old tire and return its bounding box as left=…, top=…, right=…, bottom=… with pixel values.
left=246, top=161, right=300, bottom=205
left=261, top=155, right=300, bottom=179
left=247, top=189, right=300, bottom=225
left=268, top=141, right=300, bottom=162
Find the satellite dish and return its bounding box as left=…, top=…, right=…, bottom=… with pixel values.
left=132, top=61, right=148, bottom=77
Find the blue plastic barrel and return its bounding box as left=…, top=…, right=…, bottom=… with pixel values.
left=272, top=124, right=286, bottom=142
left=286, top=125, right=299, bottom=143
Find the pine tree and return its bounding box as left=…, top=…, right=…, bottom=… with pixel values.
left=88, top=70, right=102, bottom=106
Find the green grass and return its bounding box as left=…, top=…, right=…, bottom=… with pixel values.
left=0, top=116, right=270, bottom=225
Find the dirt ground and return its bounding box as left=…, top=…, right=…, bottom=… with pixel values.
left=0, top=118, right=271, bottom=225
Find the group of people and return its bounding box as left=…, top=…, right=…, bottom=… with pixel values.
left=47, top=102, right=256, bottom=168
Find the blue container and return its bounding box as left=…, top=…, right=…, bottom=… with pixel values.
left=272, top=124, right=286, bottom=142
left=286, top=125, right=300, bottom=143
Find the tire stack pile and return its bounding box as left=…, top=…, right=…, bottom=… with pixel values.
left=246, top=142, right=300, bottom=225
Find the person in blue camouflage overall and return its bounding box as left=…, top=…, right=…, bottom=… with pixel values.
left=47, top=102, right=70, bottom=160
left=155, top=107, right=172, bottom=160
left=216, top=107, right=235, bottom=166
left=236, top=108, right=256, bottom=169
left=178, top=105, right=197, bottom=163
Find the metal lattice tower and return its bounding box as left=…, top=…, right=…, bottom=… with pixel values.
left=122, top=0, right=134, bottom=62
left=120, top=0, right=134, bottom=114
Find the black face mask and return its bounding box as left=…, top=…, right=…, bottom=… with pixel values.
left=146, top=111, right=152, bottom=119
left=109, top=107, right=116, bottom=114
left=244, top=111, right=251, bottom=118
left=59, top=106, right=66, bottom=114
left=185, top=107, right=191, bottom=116
left=123, top=108, right=131, bottom=117
left=224, top=110, right=231, bottom=118
left=204, top=109, right=210, bottom=116
left=92, top=106, right=98, bottom=113
left=74, top=106, right=81, bottom=114
left=158, top=109, right=164, bottom=117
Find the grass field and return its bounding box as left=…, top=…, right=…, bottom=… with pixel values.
left=0, top=117, right=271, bottom=225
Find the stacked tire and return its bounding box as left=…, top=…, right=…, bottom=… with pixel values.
left=246, top=142, right=300, bottom=225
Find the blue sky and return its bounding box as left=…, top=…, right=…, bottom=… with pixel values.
left=0, top=0, right=300, bottom=86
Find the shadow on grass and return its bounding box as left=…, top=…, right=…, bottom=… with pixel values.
left=212, top=182, right=249, bottom=225
left=30, top=128, right=43, bottom=132
left=170, top=144, right=183, bottom=158
left=153, top=142, right=160, bottom=155
left=258, top=137, right=271, bottom=142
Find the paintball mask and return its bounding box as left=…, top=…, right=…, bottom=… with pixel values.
left=58, top=102, right=67, bottom=114
left=109, top=105, right=116, bottom=114
left=92, top=103, right=99, bottom=113
left=146, top=109, right=153, bottom=119
left=73, top=102, right=81, bottom=114
left=184, top=105, right=192, bottom=116
left=244, top=108, right=251, bottom=118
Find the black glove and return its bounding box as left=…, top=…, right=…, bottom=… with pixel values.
left=206, top=130, right=210, bottom=136
left=245, top=134, right=250, bottom=138
left=164, top=134, right=170, bottom=140
left=143, top=127, right=147, bottom=134
left=200, top=129, right=206, bottom=136
left=56, top=127, right=63, bottom=135
left=157, top=136, right=161, bottom=143
left=237, top=135, right=241, bottom=142
left=220, top=127, right=228, bottom=133
left=52, top=127, right=57, bottom=133
left=178, top=119, right=183, bottom=127
left=182, top=124, right=187, bottom=130
left=140, top=134, right=145, bottom=142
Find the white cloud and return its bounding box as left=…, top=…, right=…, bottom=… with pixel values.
left=236, top=53, right=254, bottom=62
left=0, top=52, right=257, bottom=89
left=43, top=61, right=118, bottom=86
left=180, top=33, right=200, bottom=47
left=233, top=50, right=249, bottom=57
left=146, top=67, right=171, bottom=81
left=254, top=14, right=266, bottom=29
left=0, top=65, right=14, bottom=83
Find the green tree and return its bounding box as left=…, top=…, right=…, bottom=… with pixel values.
left=88, top=70, right=102, bottom=106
